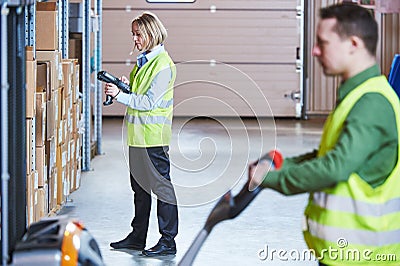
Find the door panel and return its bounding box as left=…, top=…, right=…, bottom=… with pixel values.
left=101, top=62, right=298, bottom=117
left=102, top=0, right=302, bottom=117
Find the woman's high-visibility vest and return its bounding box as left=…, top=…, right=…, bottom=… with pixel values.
left=303, top=76, right=400, bottom=265
left=126, top=51, right=176, bottom=147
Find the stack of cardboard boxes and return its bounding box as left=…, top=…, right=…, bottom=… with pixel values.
left=25, top=1, right=83, bottom=225
left=26, top=47, right=38, bottom=226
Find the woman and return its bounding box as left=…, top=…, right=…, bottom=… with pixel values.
left=105, top=11, right=178, bottom=257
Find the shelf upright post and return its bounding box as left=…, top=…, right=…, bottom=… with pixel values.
left=94, top=0, right=102, bottom=155
left=2, top=0, right=34, bottom=263
left=82, top=0, right=91, bottom=171
left=1, top=3, right=10, bottom=265
left=60, top=0, right=69, bottom=59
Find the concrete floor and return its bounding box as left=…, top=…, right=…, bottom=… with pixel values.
left=59, top=116, right=325, bottom=266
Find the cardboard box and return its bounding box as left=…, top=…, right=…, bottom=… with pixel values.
left=65, top=95, right=72, bottom=134
left=55, top=87, right=65, bottom=145
left=70, top=156, right=81, bottom=192
left=62, top=60, right=74, bottom=96
left=37, top=50, right=62, bottom=91
left=75, top=158, right=81, bottom=190
left=46, top=137, right=56, bottom=177
left=26, top=60, right=37, bottom=118
left=35, top=187, right=48, bottom=221
left=26, top=170, right=38, bottom=225
left=26, top=46, right=35, bottom=61
left=56, top=144, right=69, bottom=205
left=72, top=102, right=81, bottom=134
left=43, top=85, right=59, bottom=142
left=57, top=86, right=65, bottom=122
left=69, top=36, right=82, bottom=61
left=64, top=160, right=70, bottom=200
left=69, top=139, right=75, bottom=193
left=35, top=92, right=47, bottom=146
left=26, top=119, right=34, bottom=175
left=36, top=2, right=59, bottom=50
left=26, top=172, right=35, bottom=226
left=49, top=167, right=58, bottom=211
left=46, top=98, right=55, bottom=141
left=36, top=146, right=47, bottom=187
left=73, top=63, right=80, bottom=103
left=36, top=62, right=50, bottom=97
left=57, top=119, right=64, bottom=146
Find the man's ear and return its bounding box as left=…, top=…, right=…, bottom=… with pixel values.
left=349, top=35, right=364, bottom=53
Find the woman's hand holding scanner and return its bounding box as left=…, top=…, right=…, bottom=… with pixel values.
left=120, top=75, right=129, bottom=85
left=104, top=75, right=129, bottom=97
left=248, top=150, right=283, bottom=191
left=97, top=70, right=131, bottom=106
left=105, top=83, right=120, bottom=98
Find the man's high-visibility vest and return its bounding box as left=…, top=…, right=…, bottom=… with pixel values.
left=304, top=76, right=400, bottom=265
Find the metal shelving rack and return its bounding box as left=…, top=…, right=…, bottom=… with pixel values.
left=21, top=0, right=104, bottom=173
left=1, top=1, right=35, bottom=264
left=0, top=0, right=103, bottom=264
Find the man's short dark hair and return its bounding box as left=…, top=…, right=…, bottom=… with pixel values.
left=320, top=3, right=378, bottom=56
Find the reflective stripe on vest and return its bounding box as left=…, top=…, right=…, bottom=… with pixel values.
left=158, top=98, right=173, bottom=108
left=126, top=114, right=172, bottom=125
left=312, top=191, right=400, bottom=217
left=307, top=218, right=400, bottom=246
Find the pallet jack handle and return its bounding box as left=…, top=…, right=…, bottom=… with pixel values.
left=178, top=150, right=282, bottom=266
left=179, top=183, right=262, bottom=266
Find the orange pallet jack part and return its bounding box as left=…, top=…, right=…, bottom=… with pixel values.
left=12, top=216, right=104, bottom=266
left=60, top=221, right=82, bottom=266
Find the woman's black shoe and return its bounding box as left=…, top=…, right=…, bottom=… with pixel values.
left=142, top=243, right=176, bottom=257
left=110, top=232, right=145, bottom=250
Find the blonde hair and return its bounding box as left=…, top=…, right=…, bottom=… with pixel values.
left=132, top=12, right=168, bottom=52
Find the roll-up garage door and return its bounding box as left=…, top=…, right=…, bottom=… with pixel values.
left=102, top=0, right=304, bottom=117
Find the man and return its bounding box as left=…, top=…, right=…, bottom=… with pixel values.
left=250, top=3, right=400, bottom=265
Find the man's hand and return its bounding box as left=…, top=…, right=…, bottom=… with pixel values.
left=248, top=160, right=273, bottom=191
left=248, top=150, right=283, bottom=191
